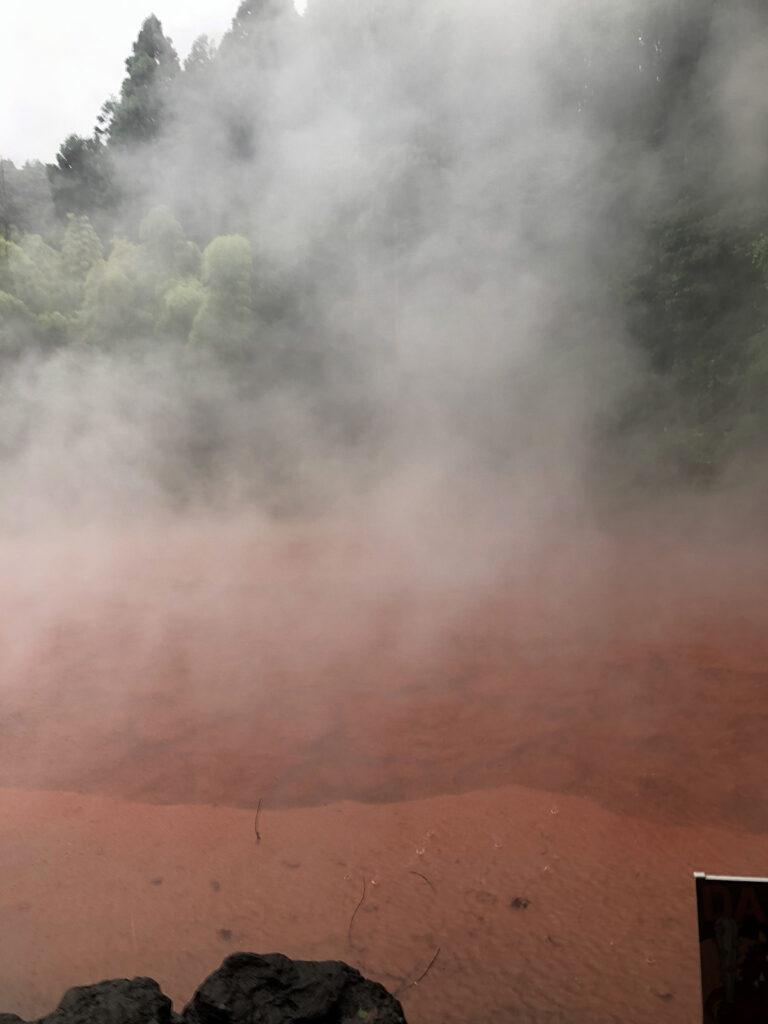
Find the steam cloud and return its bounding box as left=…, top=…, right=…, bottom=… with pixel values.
left=1, top=0, right=768, bottom=813
left=1, top=0, right=683, bottom=534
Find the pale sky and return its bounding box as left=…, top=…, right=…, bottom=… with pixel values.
left=0, top=0, right=306, bottom=166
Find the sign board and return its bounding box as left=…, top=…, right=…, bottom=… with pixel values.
left=695, top=872, right=768, bottom=1023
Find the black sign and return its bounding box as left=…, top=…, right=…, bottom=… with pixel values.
left=695, top=872, right=768, bottom=1023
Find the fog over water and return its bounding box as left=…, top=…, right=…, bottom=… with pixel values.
left=4, top=7, right=768, bottom=1022
left=1, top=0, right=768, bottom=820
left=3, top=2, right=767, bottom=529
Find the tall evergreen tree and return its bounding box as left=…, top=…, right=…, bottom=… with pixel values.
left=221, top=0, right=296, bottom=53
left=100, top=15, right=180, bottom=146
left=183, top=34, right=217, bottom=74
left=215, top=0, right=297, bottom=161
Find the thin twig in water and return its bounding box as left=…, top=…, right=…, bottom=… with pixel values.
left=254, top=798, right=262, bottom=843
left=408, top=870, right=436, bottom=891
left=348, top=876, right=367, bottom=949
left=395, top=947, right=441, bottom=996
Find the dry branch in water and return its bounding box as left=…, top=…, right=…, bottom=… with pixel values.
left=395, top=947, right=441, bottom=996
left=254, top=798, right=262, bottom=843
left=348, top=876, right=367, bottom=949
left=408, top=870, right=436, bottom=891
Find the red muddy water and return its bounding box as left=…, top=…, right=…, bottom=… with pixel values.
left=1, top=515, right=767, bottom=1023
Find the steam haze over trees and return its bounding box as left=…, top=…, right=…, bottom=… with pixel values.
left=2, top=0, right=768, bottom=528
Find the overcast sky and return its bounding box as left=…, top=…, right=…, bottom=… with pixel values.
left=1, top=0, right=306, bottom=166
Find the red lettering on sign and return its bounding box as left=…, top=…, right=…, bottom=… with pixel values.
left=702, top=885, right=733, bottom=921
left=735, top=887, right=768, bottom=925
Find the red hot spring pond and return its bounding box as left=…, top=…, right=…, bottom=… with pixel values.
left=1, top=515, right=767, bottom=1023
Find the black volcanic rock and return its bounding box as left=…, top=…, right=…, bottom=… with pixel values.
left=7, top=977, right=177, bottom=1024
left=183, top=953, right=407, bottom=1024
left=1, top=956, right=407, bottom=1024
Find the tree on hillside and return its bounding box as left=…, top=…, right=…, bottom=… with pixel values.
left=0, top=163, right=10, bottom=241
left=221, top=0, right=297, bottom=53
left=99, top=15, right=180, bottom=147
left=61, top=214, right=104, bottom=282
left=545, top=0, right=717, bottom=150
left=0, top=234, right=69, bottom=316
left=190, top=234, right=254, bottom=352
left=620, top=195, right=768, bottom=480
left=217, top=0, right=298, bottom=159
left=139, top=206, right=200, bottom=280
left=46, top=135, right=116, bottom=227
left=137, top=206, right=203, bottom=336
left=17, top=235, right=71, bottom=315
left=183, top=34, right=217, bottom=74
left=0, top=160, right=56, bottom=241
left=76, top=238, right=155, bottom=346
left=157, top=277, right=206, bottom=340
left=0, top=289, right=37, bottom=359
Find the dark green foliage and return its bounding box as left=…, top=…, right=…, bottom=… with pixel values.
left=630, top=201, right=766, bottom=380
left=101, top=15, right=180, bottom=146
left=46, top=15, right=177, bottom=234
left=617, top=196, right=768, bottom=481
left=0, top=160, right=56, bottom=242
left=4, top=0, right=768, bottom=498
left=47, top=135, right=117, bottom=227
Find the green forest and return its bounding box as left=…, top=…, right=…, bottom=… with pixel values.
left=2, top=0, right=768, bottom=519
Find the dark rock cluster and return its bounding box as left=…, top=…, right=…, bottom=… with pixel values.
left=1, top=953, right=407, bottom=1024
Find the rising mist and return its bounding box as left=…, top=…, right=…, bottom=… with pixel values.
left=1, top=0, right=767, bottom=819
